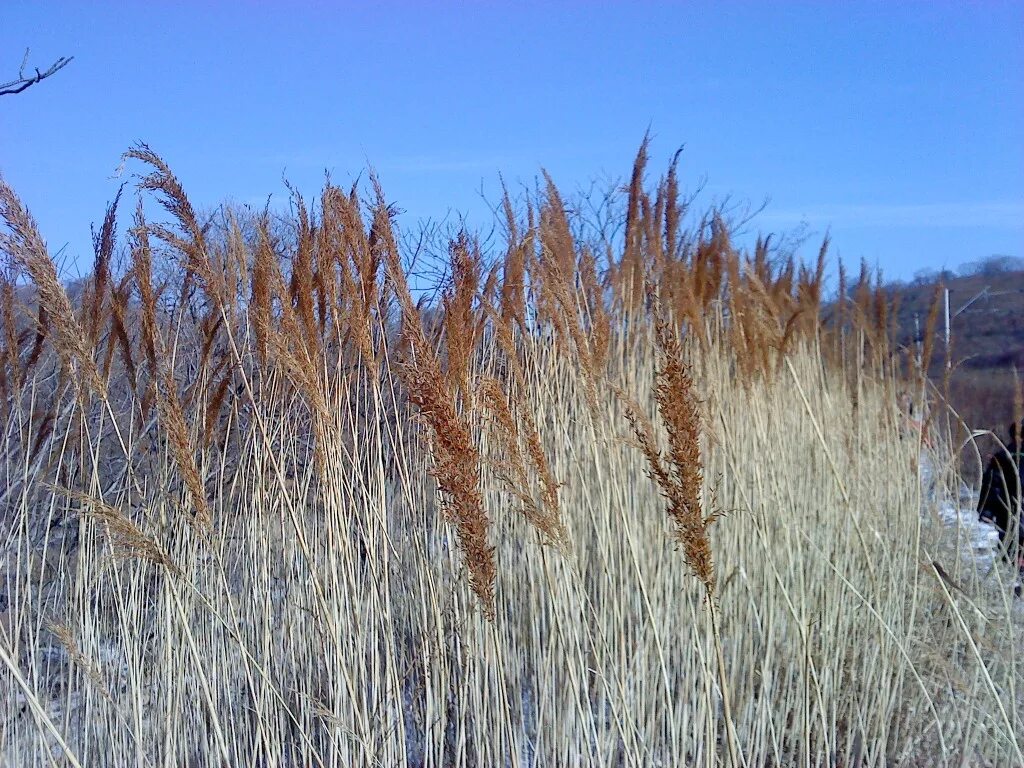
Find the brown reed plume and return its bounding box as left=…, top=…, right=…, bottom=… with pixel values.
left=535, top=172, right=607, bottom=408
left=485, top=185, right=535, bottom=390
left=620, top=136, right=650, bottom=312
left=0, top=173, right=106, bottom=399
left=920, top=283, right=943, bottom=376
left=0, top=275, right=20, bottom=407
left=579, top=245, right=611, bottom=377
left=125, top=143, right=227, bottom=312
left=285, top=183, right=319, bottom=350
left=381, top=197, right=497, bottom=620
left=442, top=233, right=485, bottom=398
left=129, top=201, right=160, bottom=379
left=49, top=485, right=179, bottom=573
left=104, top=274, right=136, bottom=383
left=621, top=287, right=741, bottom=767
left=120, top=188, right=213, bottom=528
left=158, top=367, right=213, bottom=530
left=85, top=187, right=123, bottom=349
left=347, top=179, right=387, bottom=368
left=662, top=148, right=685, bottom=260
left=235, top=208, right=332, bottom=416
left=248, top=216, right=274, bottom=366
left=623, top=314, right=717, bottom=592
left=479, top=375, right=566, bottom=549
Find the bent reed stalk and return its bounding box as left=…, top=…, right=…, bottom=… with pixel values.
left=0, top=145, right=1020, bottom=767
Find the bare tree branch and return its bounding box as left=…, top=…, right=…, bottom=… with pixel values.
left=0, top=49, right=74, bottom=96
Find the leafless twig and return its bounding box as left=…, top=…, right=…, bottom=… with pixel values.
left=0, top=49, right=74, bottom=96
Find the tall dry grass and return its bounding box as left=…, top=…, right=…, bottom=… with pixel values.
left=0, top=145, right=1020, bottom=767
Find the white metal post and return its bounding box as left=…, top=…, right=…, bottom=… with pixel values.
left=944, top=287, right=951, bottom=370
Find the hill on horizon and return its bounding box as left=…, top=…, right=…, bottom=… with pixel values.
left=887, top=256, right=1024, bottom=472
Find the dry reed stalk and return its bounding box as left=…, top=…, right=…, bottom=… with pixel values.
left=0, top=145, right=1020, bottom=765
left=836, top=259, right=847, bottom=335
left=1013, top=367, right=1022, bottom=432
left=23, top=301, right=48, bottom=386
left=500, top=241, right=529, bottom=342
left=129, top=196, right=234, bottom=475
left=534, top=179, right=573, bottom=351
left=735, top=269, right=779, bottom=378
left=0, top=640, right=83, bottom=768
left=872, top=272, right=889, bottom=370
left=579, top=245, right=611, bottom=377
left=624, top=320, right=718, bottom=592
left=484, top=259, right=566, bottom=546
left=405, top=345, right=496, bottom=618
left=484, top=285, right=527, bottom=393
left=220, top=211, right=250, bottom=322
left=353, top=176, right=393, bottom=369
left=202, top=363, right=234, bottom=448
left=887, top=287, right=902, bottom=358
left=309, top=225, right=330, bottom=344
left=196, top=311, right=223, bottom=379
left=313, top=186, right=346, bottom=342
left=28, top=406, right=56, bottom=463
left=725, top=254, right=751, bottom=377
left=497, top=182, right=530, bottom=340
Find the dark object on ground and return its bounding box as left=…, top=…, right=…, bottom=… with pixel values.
left=977, top=421, right=1024, bottom=578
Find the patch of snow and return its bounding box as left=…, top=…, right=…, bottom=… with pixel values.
left=935, top=498, right=1003, bottom=566
left=921, top=453, right=1019, bottom=588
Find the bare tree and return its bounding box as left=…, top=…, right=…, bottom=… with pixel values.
left=1, top=48, right=73, bottom=96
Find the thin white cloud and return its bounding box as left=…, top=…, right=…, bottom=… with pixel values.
left=759, top=201, right=1024, bottom=229
left=384, top=155, right=511, bottom=174
left=257, top=150, right=511, bottom=175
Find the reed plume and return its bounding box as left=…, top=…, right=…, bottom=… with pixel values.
left=622, top=288, right=740, bottom=767
left=0, top=173, right=106, bottom=399
left=920, top=284, right=943, bottom=376
left=158, top=368, right=212, bottom=530
left=50, top=485, right=178, bottom=573
left=624, top=311, right=717, bottom=592
left=1, top=275, right=20, bottom=403
left=479, top=375, right=566, bottom=549
left=130, top=201, right=160, bottom=378
left=382, top=202, right=496, bottom=620
left=124, top=143, right=223, bottom=308
left=85, top=187, right=122, bottom=349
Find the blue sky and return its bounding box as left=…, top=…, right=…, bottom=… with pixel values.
left=1, top=1, right=1021, bottom=282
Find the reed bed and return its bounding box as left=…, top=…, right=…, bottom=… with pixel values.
left=0, top=143, right=1020, bottom=767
